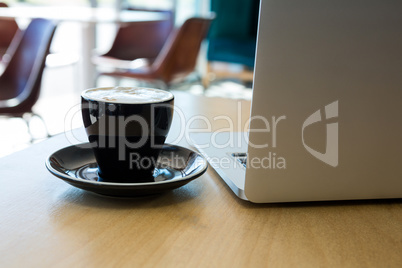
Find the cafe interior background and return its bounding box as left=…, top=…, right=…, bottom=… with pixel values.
left=0, top=0, right=257, bottom=157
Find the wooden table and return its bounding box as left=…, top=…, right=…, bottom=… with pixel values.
left=0, top=91, right=401, bottom=267
left=0, top=6, right=167, bottom=90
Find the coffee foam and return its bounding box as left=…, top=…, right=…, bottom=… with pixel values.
left=82, top=87, right=174, bottom=104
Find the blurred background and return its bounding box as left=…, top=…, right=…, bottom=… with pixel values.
left=0, top=0, right=258, bottom=157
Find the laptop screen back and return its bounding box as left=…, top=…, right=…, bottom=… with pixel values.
left=245, top=0, right=402, bottom=202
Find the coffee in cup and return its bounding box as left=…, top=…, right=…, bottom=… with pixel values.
left=81, top=87, right=174, bottom=182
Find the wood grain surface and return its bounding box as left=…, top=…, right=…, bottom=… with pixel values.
left=0, top=91, right=401, bottom=267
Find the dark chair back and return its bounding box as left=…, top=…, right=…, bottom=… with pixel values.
left=102, top=8, right=173, bottom=61
left=152, top=17, right=214, bottom=83
left=0, top=2, right=20, bottom=61
left=0, top=18, right=57, bottom=116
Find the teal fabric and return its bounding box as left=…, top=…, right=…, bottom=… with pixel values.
left=208, top=0, right=259, bottom=68
left=208, top=38, right=256, bottom=68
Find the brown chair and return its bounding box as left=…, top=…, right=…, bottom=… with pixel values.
left=92, top=8, right=173, bottom=68
left=0, top=18, right=57, bottom=139
left=98, top=16, right=214, bottom=89
left=0, top=2, right=20, bottom=62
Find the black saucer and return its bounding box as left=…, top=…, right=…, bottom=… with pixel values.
left=46, top=143, right=208, bottom=197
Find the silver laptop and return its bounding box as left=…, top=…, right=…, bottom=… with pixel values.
left=191, top=0, right=402, bottom=203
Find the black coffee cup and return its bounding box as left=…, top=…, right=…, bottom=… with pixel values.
left=81, top=87, right=174, bottom=182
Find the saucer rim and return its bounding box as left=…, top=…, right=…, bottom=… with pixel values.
left=45, top=143, right=208, bottom=187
